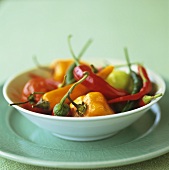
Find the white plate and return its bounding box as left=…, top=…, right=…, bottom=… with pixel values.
left=1, top=83, right=169, bottom=169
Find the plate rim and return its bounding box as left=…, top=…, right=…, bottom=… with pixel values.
left=1, top=83, right=169, bottom=169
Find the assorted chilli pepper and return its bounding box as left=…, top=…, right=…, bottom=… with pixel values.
left=34, top=64, right=114, bottom=111
left=121, top=48, right=143, bottom=112
left=10, top=37, right=163, bottom=117
left=108, top=64, right=152, bottom=104
left=73, top=64, right=127, bottom=100
left=10, top=76, right=59, bottom=114
left=52, top=72, right=89, bottom=116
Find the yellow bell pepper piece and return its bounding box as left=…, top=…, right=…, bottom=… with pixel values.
left=70, top=92, right=115, bottom=117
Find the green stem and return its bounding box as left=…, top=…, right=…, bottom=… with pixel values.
left=107, top=62, right=140, bottom=69
left=67, top=95, right=87, bottom=117
left=143, top=93, right=163, bottom=104
left=67, top=35, right=92, bottom=66
left=77, top=38, right=92, bottom=60
left=124, top=48, right=132, bottom=73
left=90, top=64, right=98, bottom=73
left=67, top=95, right=79, bottom=107
left=122, top=48, right=143, bottom=112
left=10, top=92, right=45, bottom=106
left=10, top=100, right=29, bottom=106
left=53, top=71, right=89, bottom=116
left=32, top=55, right=51, bottom=72
left=59, top=71, right=89, bottom=106
left=58, top=75, right=67, bottom=88
left=68, top=35, right=79, bottom=66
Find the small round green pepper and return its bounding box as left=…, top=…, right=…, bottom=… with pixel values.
left=106, top=70, right=133, bottom=93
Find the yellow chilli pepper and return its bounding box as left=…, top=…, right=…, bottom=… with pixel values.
left=50, top=59, right=74, bottom=82
left=50, top=59, right=91, bottom=82
left=98, top=65, right=114, bottom=79
left=70, top=92, right=115, bottom=117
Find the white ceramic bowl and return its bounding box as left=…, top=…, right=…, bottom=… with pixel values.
left=3, top=64, right=166, bottom=141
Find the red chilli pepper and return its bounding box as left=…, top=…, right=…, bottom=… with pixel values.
left=73, top=65, right=127, bottom=99
left=108, top=65, right=152, bottom=104
left=21, top=77, right=59, bottom=114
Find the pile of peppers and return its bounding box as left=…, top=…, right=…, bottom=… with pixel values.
left=10, top=37, right=162, bottom=117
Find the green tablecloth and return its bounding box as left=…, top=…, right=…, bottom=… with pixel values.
left=1, top=153, right=169, bottom=170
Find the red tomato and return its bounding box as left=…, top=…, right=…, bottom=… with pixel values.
left=21, top=77, right=59, bottom=114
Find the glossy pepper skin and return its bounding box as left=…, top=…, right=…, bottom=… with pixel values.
left=50, top=59, right=88, bottom=83
left=21, top=77, right=58, bottom=114
left=50, top=59, right=74, bottom=82
left=73, top=65, right=127, bottom=100
left=37, top=65, right=114, bottom=111
left=97, top=65, right=114, bottom=79
left=108, top=65, right=152, bottom=104
left=41, top=83, right=90, bottom=111
left=70, top=92, right=115, bottom=117
left=121, top=71, right=142, bottom=112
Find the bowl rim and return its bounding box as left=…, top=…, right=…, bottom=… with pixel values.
left=2, top=65, right=166, bottom=122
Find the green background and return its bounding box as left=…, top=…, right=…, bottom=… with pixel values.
left=0, top=0, right=168, bottom=81
left=0, top=0, right=169, bottom=170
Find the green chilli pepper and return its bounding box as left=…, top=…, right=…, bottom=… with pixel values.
left=122, top=48, right=143, bottom=112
